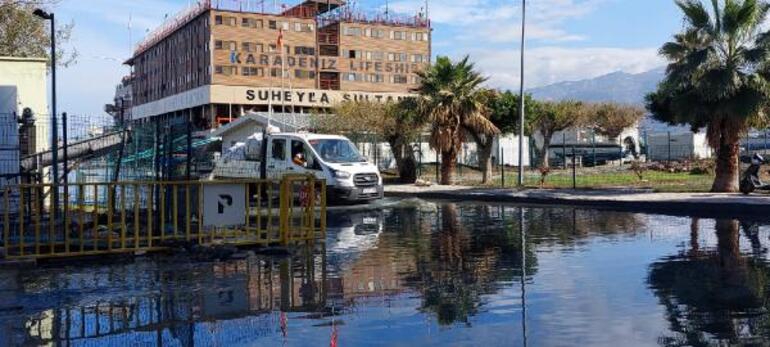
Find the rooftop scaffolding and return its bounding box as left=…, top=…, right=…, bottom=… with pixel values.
left=130, top=0, right=428, bottom=61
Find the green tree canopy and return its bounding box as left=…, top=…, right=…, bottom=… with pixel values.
left=414, top=55, right=499, bottom=184
left=530, top=100, right=587, bottom=168
left=0, top=0, right=77, bottom=66
left=646, top=0, right=770, bottom=192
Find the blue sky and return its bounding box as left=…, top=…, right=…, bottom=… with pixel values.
left=51, top=0, right=683, bottom=116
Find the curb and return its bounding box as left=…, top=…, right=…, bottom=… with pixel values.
left=385, top=190, right=770, bottom=220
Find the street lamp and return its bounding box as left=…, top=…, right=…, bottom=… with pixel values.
left=517, top=0, right=526, bottom=187
left=34, top=8, right=59, bottom=218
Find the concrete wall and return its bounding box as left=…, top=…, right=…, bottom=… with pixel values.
left=533, top=124, right=641, bottom=152
left=0, top=57, right=49, bottom=194
left=0, top=57, right=50, bottom=155
left=361, top=135, right=532, bottom=172
left=647, top=132, right=713, bottom=161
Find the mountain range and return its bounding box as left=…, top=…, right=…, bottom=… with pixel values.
left=527, top=67, right=689, bottom=133
left=528, top=67, right=665, bottom=104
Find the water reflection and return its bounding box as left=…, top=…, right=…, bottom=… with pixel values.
left=4, top=200, right=770, bottom=345
left=649, top=218, right=770, bottom=346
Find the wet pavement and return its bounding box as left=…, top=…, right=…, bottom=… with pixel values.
left=1, top=198, right=769, bottom=346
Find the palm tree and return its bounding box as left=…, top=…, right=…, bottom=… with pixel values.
left=414, top=56, right=499, bottom=185
left=647, top=0, right=770, bottom=192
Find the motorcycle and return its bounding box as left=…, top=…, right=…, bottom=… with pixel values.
left=740, top=153, right=770, bottom=195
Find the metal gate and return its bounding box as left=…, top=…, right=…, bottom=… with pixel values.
left=1, top=174, right=326, bottom=259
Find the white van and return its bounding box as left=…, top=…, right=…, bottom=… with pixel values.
left=213, top=131, right=384, bottom=203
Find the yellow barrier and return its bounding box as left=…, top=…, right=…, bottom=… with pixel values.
left=1, top=175, right=326, bottom=259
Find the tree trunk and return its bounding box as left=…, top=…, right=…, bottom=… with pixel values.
left=388, top=138, right=418, bottom=183
left=440, top=149, right=457, bottom=185
left=690, top=218, right=700, bottom=255
left=711, top=138, right=740, bottom=192
left=715, top=219, right=744, bottom=274
left=535, top=135, right=552, bottom=169
left=478, top=141, right=494, bottom=185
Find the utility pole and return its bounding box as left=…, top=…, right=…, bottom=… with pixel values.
left=517, top=0, right=526, bottom=186
left=34, top=9, right=59, bottom=217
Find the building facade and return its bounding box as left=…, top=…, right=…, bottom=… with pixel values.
left=125, top=0, right=431, bottom=129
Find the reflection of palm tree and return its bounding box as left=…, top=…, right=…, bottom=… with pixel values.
left=403, top=204, right=537, bottom=325
left=649, top=219, right=770, bottom=346
left=689, top=218, right=699, bottom=256
left=740, top=220, right=765, bottom=257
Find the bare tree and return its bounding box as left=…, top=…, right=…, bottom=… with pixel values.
left=0, top=0, right=77, bottom=66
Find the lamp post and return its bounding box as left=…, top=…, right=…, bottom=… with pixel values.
left=34, top=8, right=59, bottom=218
left=517, top=0, right=526, bottom=187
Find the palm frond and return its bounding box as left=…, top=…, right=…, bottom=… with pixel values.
left=676, top=0, right=714, bottom=32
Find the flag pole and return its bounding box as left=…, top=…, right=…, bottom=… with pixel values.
left=517, top=0, right=526, bottom=187
left=280, top=27, right=286, bottom=116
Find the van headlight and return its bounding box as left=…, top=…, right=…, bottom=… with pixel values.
left=333, top=170, right=352, bottom=179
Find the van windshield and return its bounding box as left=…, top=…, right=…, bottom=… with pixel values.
left=309, top=139, right=366, bottom=163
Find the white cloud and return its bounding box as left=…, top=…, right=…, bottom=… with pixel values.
left=391, top=0, right=603, bottom=43
left=463, top=46, right=664, bottom=90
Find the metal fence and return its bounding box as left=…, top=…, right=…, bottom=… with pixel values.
left=1, top=174, right=326, bottom=259
left=414, top=130, right=770, bottom=192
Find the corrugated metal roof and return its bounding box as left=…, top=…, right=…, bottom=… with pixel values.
left=209, top=112, right=316, bottom=137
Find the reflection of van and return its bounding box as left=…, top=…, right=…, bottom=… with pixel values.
left=213, top=130, right=383, bottom=203
left=326, top=209, right=384, bottom=253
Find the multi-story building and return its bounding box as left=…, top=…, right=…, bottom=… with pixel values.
left=105, top=75, right=134, bottom=126
left=125, top=0, right=431, bottom=129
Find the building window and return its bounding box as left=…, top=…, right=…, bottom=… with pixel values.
left=282, top=22, right=290, bottom=30
left=392, top=31, right=406, bottom=40
left=294, top=46, right=315, bottom=55
left=344, top=73, right=358, bottom=81
left=344, top=27, right=362, bottom=36
left=218, top=16, right=236, bottom=26
left=388, top=53, right=407, bottom=62
left=413, top=32, right=428, bottom=41
left=293, top=23, right=314, bottom=32
left=270, top=68, right=289, bottom=78
left=392, top=75, right=408, bottom=84
left=294, top=70, right=316, bottom=79
left=269, top=20, right=277, bottom=29
left=241, top=18, right=262, bottom=28
left=411, top=54, right=424, bottom=63
left=368, top=74, right=384, bottom=83
left=215, top=65, right=237, bottom=76
left=242, top=67, right=265, bottom=76
left=228, top=41, right=237, bottom=51
left=372, top=51, right=384, bottom=60
left=214, top=40, right=224, bottom=50
left=346, top=50, right=360, bottom=59
left=243, top=42, right=258, bottom=52
left=367, top=28, right=385, bottom=38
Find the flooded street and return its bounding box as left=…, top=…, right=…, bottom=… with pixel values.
left=1, top=199, right=769, bottom=346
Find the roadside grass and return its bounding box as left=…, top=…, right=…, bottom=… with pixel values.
left=407, top=164, right=716, bottom=193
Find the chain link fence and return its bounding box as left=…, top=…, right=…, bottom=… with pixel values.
left=410, top=130, right=770, bottom=192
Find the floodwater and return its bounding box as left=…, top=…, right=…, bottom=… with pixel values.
left=1, top=199, right=769, bottom=346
